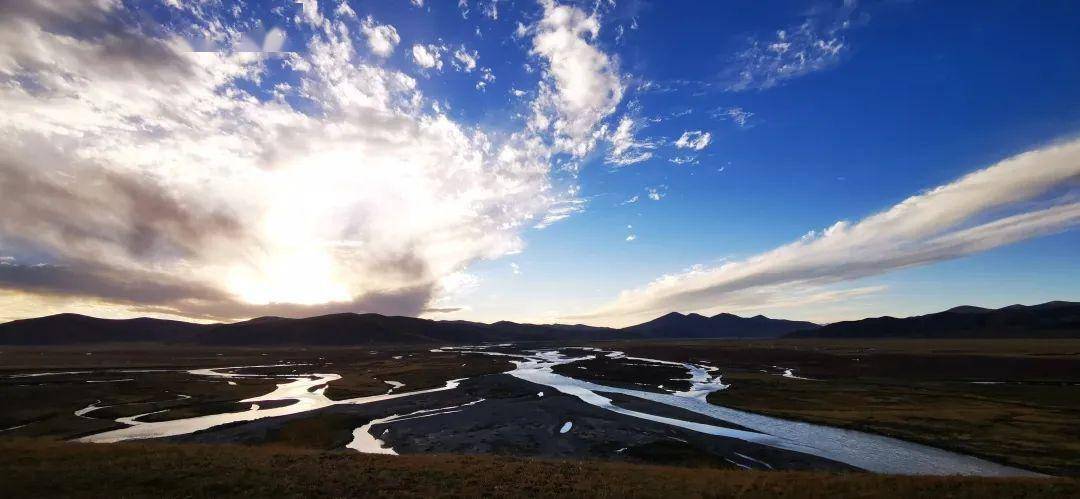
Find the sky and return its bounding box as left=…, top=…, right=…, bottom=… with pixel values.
left=0, top=0, right=1078, bottom=327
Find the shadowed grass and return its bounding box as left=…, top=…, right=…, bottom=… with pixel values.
left=1, top=440, right=1077, bottom=498
left=708, top=372, right=1080, bottom=476
left=602, top=339, right=1080, bottom=476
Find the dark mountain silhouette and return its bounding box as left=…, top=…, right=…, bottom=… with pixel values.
left=0, top=310, right=819, bottom=345
left=10, top=302, right=1071, bottom=345
left=943, top=305, right=992, bottom=314
left=622, top=312, right=819, bottom=339
left=785, top=301, right=1080, bottom=339
left=198, top=313, right=609, bottom=346
left=0, top=313, right=209, bottom=345
left=0, top=313, right=606, bottom=346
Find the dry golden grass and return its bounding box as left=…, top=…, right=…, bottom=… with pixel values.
left=1, top=439, right=1076, bottom=498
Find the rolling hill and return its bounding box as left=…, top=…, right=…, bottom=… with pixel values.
left=622, top=312, right=819, bottom=339
left=0, top=313, right=209, bottom=345
left=785, top=301, right=1080, bottom=339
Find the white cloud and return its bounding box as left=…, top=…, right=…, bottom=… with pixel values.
left=361, top=15, right=400, bottom=57
left=453, top=46, right=478, bottom=72
left=646, top=187, right=665, bottom=201
left=295, top=0, right=324, bottom=25
left=716, top=107, right=753, bottom=127
left=0, top=0, right=614, bottom=321
left=727, top=3, right=858, bottom=91
left=429, top=270, right=481, bottom=308
left=411, top=0, right=425, bottom=7
left=510, top=262, right=521, bottom=274
left=573, top=138, right=1080, bottom=326
left=334, top=1, right=357, bottom=19
left=669, top=155, right=698, bottom=165
left=626, top=234, right=637, bottom=242
left=476, top=67, right=495, bottom=90
left=411, top=44, right=443, bottom=70
left=606, top=116, right=656, bottom=166
left=675, top=131, right=711, bottom=150
left=481, top=0, right=499, bottom=20
left=262, top=28, right=287, bottom=52
left=636, top=80, right=663, bottom=93
left=533, top=198, right=586, bottom=229
left=528, top=0, right=624, bottom=159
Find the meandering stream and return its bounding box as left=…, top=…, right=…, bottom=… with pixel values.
left=77, top=365, right=460, bottom=443
left=492, top=348, right=1040, bottom=476
left=70, top=347, right=1040, bottom=476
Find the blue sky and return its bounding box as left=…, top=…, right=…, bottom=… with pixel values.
left=426, top=0, right=1080, bottom=323
left=0, top=0, right=1077, bottom=325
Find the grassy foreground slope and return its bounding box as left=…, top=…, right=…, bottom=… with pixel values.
left=1, top=440, right=1076, bottom=498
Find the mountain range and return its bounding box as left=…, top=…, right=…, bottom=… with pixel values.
left=0, top=310, right=818, bottom=346
left=0, top=301, right=1075, bottom=345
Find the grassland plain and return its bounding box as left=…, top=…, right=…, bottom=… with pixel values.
left=0, top=346, right=511, bottom=440
left=1, top=440, right=1077, bottom=498
left=2, top=339, right=1078, bottom=497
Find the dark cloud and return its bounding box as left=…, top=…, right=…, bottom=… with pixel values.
left=0, top=0, right=112, bottom=29
left=0, top=260, right=435, bottom=323
left=92, top=31, right=195, bottom=83
left=0, top=157, right=243, bottom=261
left=105, top=171, right=242, bottom=258
left=0, top=261, right=227, bottom=305
left=0, top=0, right=193, bottom=86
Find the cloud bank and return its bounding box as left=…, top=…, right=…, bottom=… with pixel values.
left=0, top=0, right=623, bottom=321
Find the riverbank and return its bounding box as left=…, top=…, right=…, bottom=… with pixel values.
left=604, top=339, right=1080, bottom=476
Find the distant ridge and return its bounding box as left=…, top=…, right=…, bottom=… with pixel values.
left=622, top=312, right=819, bottom=339
left=0, top=310, right=817, bottom=345
left=0, top=313, right=605, bottom=346
left=943, top=305, right=991, bottom=314
left=785, top=301, right=1080, bottom=339
left=4, top=302, right=1073, bottom=345
left=0, top=313, right=209, bottom=345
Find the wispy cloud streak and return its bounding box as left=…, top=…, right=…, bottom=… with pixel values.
left=573, top=138, right=1080, bottom=326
